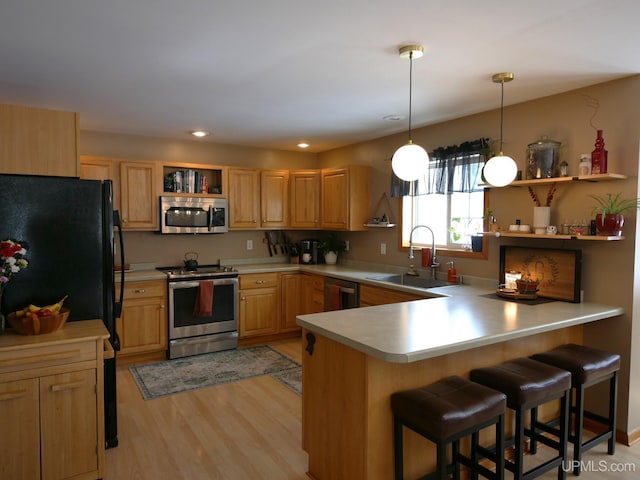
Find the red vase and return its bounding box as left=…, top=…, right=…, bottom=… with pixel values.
left=595, top=213, right=624, bottom=236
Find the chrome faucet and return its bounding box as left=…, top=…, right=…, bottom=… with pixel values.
left=407, top=225, right=439, bottom=279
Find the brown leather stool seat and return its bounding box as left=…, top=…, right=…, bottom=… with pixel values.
left=391, top=375, right=506, bottom=480
left=531, top=344, right=620, bottom=475
left=470, top=358, right=571, bottom=480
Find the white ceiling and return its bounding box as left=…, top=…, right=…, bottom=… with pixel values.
left=1, top=1, right=638, bottom=153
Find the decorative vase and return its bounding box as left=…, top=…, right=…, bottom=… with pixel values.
left=595, top=213, right=624, bottom=237
left=471, top=235, right=483, bottom=252
left=533, top=206, right=551, bottom=234
left=591, top=129, right=608, bottom=174
left=324, top=251, right=338, bottom=265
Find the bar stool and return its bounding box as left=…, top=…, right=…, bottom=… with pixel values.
left=470, top=358, right=571, bottom=480
left=391, top=375, right=506, bottom=480
left=531, top=343, right=620, bottom=475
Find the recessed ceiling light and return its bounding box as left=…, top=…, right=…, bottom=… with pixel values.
left=190, top=130, right=209, bottom=138
left=297, top=143, right=310, bottom=149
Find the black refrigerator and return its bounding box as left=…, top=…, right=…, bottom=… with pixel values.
left=0, top=173, right=123, bottom=449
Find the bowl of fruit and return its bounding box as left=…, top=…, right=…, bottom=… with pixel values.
left=7, top=296, right=69, bottom=335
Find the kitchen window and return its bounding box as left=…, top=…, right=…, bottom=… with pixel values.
left=394, top=138, right=490, bottom=257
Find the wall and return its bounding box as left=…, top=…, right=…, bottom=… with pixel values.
left=80, top=76, right=640, bottom=439
left=319, top=75, right=640, bottom=439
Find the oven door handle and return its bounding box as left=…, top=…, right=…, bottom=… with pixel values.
left=339, top=287, right=356, bottom=295
left=170, top=281, right=203, bottom=290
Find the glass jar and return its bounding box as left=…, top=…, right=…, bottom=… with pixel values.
left=578, top=154, right=592, bottom=176
left=526, top=136, right=561, bottom=179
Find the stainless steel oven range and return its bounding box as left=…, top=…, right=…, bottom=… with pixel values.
left=157, top=264, right=239, bottom=359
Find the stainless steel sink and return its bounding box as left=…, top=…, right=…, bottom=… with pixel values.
left=366, top=274, right=451, bottom=289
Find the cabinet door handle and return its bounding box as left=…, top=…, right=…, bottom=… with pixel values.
left=51, top=380, right=85, bottom=392
left=255, top=280, right=265, bottom=284
left=305, top=332, right=316, bottom=356
left=134, top=289, right=146, bottom=293
left=0, top=389, right=27, bottom=401
left=159, top=304, right=165, bottom=309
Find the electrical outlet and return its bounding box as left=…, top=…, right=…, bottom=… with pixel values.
left=380, top=243, right=386, bottom=255
left=345, top=240, right=350, bottom=252
left=247, top=239, right=253, bottom=250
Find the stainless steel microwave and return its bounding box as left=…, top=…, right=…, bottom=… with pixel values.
left=160, top=196, right=228, bottom=234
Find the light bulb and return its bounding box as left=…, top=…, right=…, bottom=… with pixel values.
left=392, top=142, right=429, bottom=181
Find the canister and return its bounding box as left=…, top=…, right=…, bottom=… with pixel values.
left=526, top=136, right=561, bottom=179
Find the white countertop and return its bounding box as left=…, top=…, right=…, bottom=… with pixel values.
left=296, top=284, right=624, bottom=364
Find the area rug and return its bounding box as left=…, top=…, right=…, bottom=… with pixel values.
left=129, top=345, right=302, bottom=400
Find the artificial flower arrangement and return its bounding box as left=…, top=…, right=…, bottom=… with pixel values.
left=528, top=183, right=557, bottom=207
left=0, top=239, right=29, bottom=290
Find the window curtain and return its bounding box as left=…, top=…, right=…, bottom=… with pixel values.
left=390, top=138, right=489, bottom=197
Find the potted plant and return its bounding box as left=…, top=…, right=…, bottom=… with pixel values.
left=320, top=233, right=346, bottom=265
left=589, top=192, right=640, bottom=236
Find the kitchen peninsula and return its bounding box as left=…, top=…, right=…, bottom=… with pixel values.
left=296, top=285, right=623, bottom=480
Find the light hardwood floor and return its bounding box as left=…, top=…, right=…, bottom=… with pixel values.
left=105, top=338, right=640, bottom=479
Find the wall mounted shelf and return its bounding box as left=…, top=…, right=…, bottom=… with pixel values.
left=479, top=172, right=627, bottom=188
left=364, top=192, right=396, bottom=228
left=481, top=231, right=624, bottom=241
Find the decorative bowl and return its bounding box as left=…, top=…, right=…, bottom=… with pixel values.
left=516, top=280, right=539, bottom=294
left=7, top=308, right=70, bottom=335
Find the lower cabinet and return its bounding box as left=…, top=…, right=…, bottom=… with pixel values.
left=0, top=321, right=107, bottom=480
left=116, top=279, right=167, bottom=363
left=239, top=273, right=280, bottom=338
left=359, top=284, right=426, bottom=307
left=302, top=273, right=325, bottom=314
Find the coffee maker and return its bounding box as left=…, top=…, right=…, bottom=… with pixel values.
left=300, top=239, right=321, bottom=264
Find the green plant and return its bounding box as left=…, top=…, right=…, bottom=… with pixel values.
left=319, top=233, right=346, bottom=254
left=589, top=192, right=640, bottom=219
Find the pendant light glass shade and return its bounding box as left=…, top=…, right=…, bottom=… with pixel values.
left=483, top=72, right=518, bottom=187
left=392, top=141, right=429, bottom=181
left=392, top=45, right=429, bottom=182
left=482, top=154, right=518, bottom=187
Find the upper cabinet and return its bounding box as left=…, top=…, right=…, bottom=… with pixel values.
left=228, top=168, right=289, bottom=229
left=80, top=156, right=159, bottom=231
left=321, top=166, right=371, bottom=231
left=80, top=155, right=120, bottom=211
left=290, top=170, right=321, bottom=229
left=0, top=104, right=79, bottom=177
left=229, top=168, right=261, bottom=228
left=261, top=170, right=289, bottom=228
left=120, top=161, right=159, bottom=230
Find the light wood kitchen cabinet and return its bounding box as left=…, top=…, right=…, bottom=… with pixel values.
left=239, top=273, right=279, bottom=338
left=280, top=272, right=303, bottom=333
left=321, top=165, right=371, bottom=231
left=116, top=279, right=167, bottom=363
left=79, top=155, right=120, bottom=211
left=0, top=320, right=108, bottom=480
left=229, top=168, right=260, bottom=228
left=0, top=103, right=79, bottom=177
left=261, top=169, right=289, bottom=228
left=290, top=170, right=321, bottom=229
left=302, top=273, right=325, bottom=314
left=359, top=284, right=426, bottom=307
left=119, top=161, right=159, bottom=230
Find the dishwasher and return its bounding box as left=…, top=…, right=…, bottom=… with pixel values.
left=324, top=277, right=360, bottom=310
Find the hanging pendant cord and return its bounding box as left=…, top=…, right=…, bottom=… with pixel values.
left=499, top=80, right=504, bottom=153
left=408, top=51, right=414, bottom=141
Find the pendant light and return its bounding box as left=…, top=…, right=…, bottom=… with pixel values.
left=482, top=72, right=518, bottom=187
left=391, top=45, right=429, bottom=182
